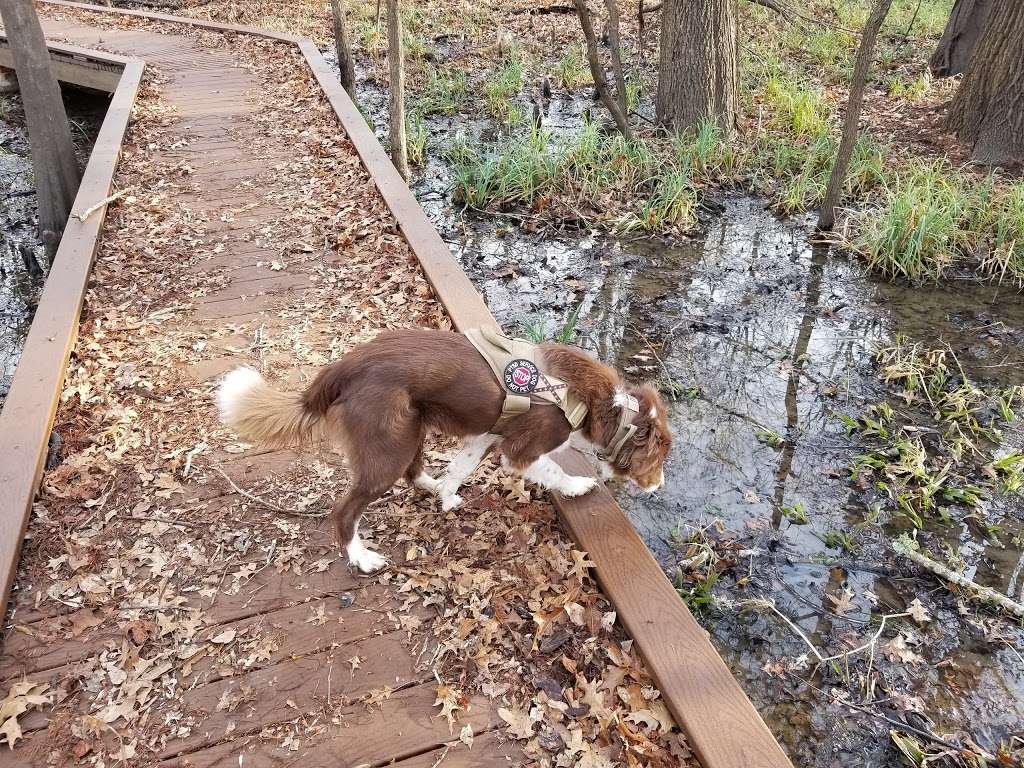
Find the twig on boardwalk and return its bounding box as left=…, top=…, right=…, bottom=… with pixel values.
left=210, top=464, right=438, bottom=519
left=429, top=744, right=451, bottom=768
left=211, top=464, right=329, bottom=517
left=73, top=185, right=135, bottom=222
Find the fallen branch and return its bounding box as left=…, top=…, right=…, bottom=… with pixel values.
left=73, top=186, right=135, bottom=222
left=892, top=535, right=1024, bottom=618
left=510, top=4, right=575, bottom=14
left=736, top=597, right=911, bottom=665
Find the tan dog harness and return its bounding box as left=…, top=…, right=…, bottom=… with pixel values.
left=466, top=327, right=588, bottom=429
left=466, top=328, right=641, bottom=463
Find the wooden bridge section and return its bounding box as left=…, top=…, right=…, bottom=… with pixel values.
left=0, top=4, right=794, bottom=768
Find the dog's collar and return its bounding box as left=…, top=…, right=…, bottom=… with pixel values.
left=598, top=393, right=640, bottom=463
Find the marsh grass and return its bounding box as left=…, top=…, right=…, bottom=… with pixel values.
left=418, top=67, right=468, bottom=115
left=845, top=167, right=1024, bottom=284
left=406, top=111, right=428, bottom=166
left=485, top=53, right=526, bottom=123
left=886, top=71, right=931, bottom=102
left=559, top=43, right=590, bottom=89
left=453, top=123, right=700, bottom=233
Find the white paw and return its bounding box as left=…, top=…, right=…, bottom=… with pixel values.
left=413, top=472, right=441, bottom=494
left=441, top=493, right=464, bottom=512
left=558, top=475, right=597, bottom=498
left=349, top=547, right=388, bottom=573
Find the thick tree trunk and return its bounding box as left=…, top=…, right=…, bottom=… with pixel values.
left=945, top=0, right=1024, bottom=166
left=0, top=0, right=80, bottom=257
left=573, top=0, right=632, bottom=138
left=818, top=0, right=893, bottom=231
left=385, top=0, right=408, bottom=180
left=929, top=0, right=991, bottom=77
left=330, top=0, right=357, bottom=101
left=655, top=0, right=739, bottom=134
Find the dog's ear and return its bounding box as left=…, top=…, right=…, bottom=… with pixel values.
left=635, top=385, right=668, bottom=430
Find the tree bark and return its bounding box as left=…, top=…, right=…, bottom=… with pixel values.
left=945, top=0, right=1024, bottom=166
left=817, top=0, right=893, bottom=231
left=0, top=0, right=80, bottom=257
left=385, top=0, right=408, bottom=180
left=330, top=0, right=357, bottom=101
left=602, top=0, right=627, bottom=118
left=929, top=0, right=991, bottom=77
left=573, top=0, right=632, bottom=138
left=655, top=0, right=740, bottom=135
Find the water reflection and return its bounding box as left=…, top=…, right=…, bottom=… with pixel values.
left=452, top=198, right=1024, bottom=766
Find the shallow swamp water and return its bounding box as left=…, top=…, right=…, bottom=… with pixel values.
left=0, top=86, right=107, bottom=389
left=340, top=53, right=1024, bottom=765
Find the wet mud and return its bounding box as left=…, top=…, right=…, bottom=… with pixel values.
left=0, top=85, right=107, bottom=385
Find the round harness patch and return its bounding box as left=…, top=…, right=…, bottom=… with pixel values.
left=503, top=358, right=540, bottom=395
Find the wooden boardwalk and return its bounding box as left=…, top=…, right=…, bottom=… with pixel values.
left=0, top=5, right=793, bottom=768
left=0, top=13, right=518, bottom=768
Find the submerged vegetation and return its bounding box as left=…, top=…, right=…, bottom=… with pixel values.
left=841, top=336, right=1024, bottom=530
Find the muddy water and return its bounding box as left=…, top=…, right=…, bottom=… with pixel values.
left=458, top=200, right=1024, bottom=765
left=341, top=57, right=1024, bottom=765
left=0, top=87, right=107, bottom=389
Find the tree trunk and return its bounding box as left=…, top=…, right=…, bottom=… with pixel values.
left=573, top=0, right=632, bottom=138
left=817, top=0, right=893, bottom=231
left=945, top=0, right=1024, bottom=166
left=655, top=0, right=739, bottom=134
left=385, top=0, right=408, bottom=180
left=330, top=0, right=357, bottom=101
left=929, top=0, right=991, bottom=77
left=0, top=0, right=80, bottom=257
left=602, top=0, right=627, bottom=118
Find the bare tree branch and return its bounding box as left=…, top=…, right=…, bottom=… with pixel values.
left=817, top=0, right=892, bottom=231
left=572, top=0, right=632, bottom=138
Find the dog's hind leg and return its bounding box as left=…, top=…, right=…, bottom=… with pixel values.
left=333, top=397, right=422, bottom=573
left=436, top=434, right=499, bottom=511
left=403, top=438, right=440, bottom=494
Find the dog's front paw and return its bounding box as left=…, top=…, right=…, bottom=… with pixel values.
left=441, top=493, right=464, bottom=512
left=349, top=548, right=388, bottom=574
left=559, top=475, right=597, bottom=498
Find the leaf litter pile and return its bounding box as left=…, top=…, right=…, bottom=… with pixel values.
left=2, top=9, right=696, bottom=768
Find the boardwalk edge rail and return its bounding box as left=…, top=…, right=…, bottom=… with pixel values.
left=0, top=39, right=142, bottom=638
left=19, top=5, right=793, bottom=767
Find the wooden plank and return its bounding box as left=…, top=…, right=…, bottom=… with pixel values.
left=389, top=729, right=516, bottom=768
left=0, top=38, right=124, bottom=91
left=157, top=630, right=422, bottom=759
left=0, top=633, right=425, bottom=767
left=552, top=450, right=793, bottom=768
left=2, top=580, right=396, bottom=684
left=153, top=681, right=503, bottom=768
left=0, top=58, right=143, bottom=625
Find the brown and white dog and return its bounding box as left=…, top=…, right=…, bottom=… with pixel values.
left=216, top=329, right=671, bottom=572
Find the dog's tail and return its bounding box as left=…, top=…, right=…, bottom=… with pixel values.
left=216, top=367, right=323, bottom=449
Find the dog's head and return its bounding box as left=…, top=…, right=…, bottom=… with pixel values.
left=604, top=384, right=671, bottom=492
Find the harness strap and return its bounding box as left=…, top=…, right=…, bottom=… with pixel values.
left=598, top=393, right=640, bottom=464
